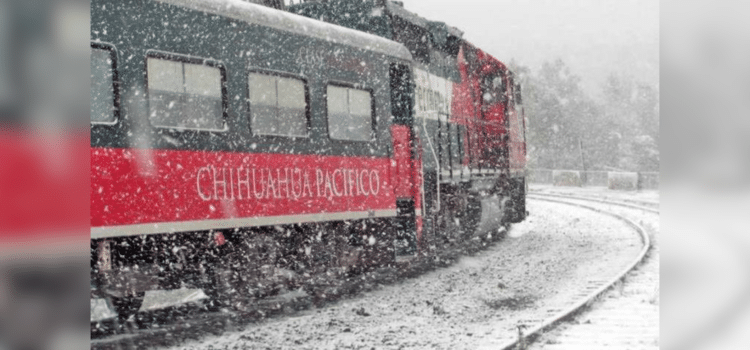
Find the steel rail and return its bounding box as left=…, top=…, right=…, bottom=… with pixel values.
left=529, top=190, right=659, bottom=213
left=497, top=192, right=656, bottom=350
left=92, top=192, right=657, bottom=349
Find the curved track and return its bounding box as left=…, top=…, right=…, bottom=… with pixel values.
left=529, top=191, right=659, bottom=212
left=499, top=191, right=657, bottom=349
left=91, top=192, right=657, bottom=349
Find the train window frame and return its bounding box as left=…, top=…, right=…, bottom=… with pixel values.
left=324, top=81, right=376, bottom=143
left=246, top=68, right=311, bottom=139
left=90, top=41, right=120, bottom=126
left=144, top=50, right=228, bottom=133
left=481, top=73, right=507, bottom=107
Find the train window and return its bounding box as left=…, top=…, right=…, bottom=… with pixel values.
left=91, top=44, right=117, bottom=124
left=481, top=75, right=506, bottom=105
left=146, top=55, right=224, bottom=131
left=326, top=85, right=373, bottom=142
left=248, top=72, right=308, bottom=137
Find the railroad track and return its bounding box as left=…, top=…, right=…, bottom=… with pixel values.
left=91, top=192, right=658, bottom=349
left=91, top=267, right=403, bottom=348
left=529, top=188, right=660, bottom=211
left=91, top=225, right=508, bottom=349
left=499, top=191, right=657, bottom=350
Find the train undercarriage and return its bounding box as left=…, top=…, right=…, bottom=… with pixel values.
left=91, top=176, right=526, bottom=323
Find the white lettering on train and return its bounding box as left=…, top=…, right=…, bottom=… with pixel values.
left=414, top=68, right=453, bottom=120
left=196, top=166, right=381, bottom=202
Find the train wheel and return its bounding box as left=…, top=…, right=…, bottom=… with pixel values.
left=360, top=219, right=396, bottom=269
left=202, top=234, right=283, bottom=311
left=505, top=178, right=527, bottom=223
left=202, top=265, right=234, bottom=311
left=437, top=188, right=472, bottom=245
left=107, top=292, right=145, bottom=326
left=436, top=209, right=461, bottom=245
left=462, top=195, right=482, bottom=238
left=234, top=234, right=289, bottom=299
left=299, top=226, right=337, bottom=276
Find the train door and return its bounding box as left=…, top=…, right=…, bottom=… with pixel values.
left=479, top=73, right=507, bottom=171
left=389, top=63, right=421, bottom=254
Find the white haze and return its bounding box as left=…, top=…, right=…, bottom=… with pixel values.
left=401, top=0, right=659, bottom=99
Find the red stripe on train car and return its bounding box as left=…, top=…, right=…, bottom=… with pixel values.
left=91, top=148, right=397, bottom=230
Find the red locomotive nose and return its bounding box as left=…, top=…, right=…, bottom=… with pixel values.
left=214, top=232, right=226, bottom=246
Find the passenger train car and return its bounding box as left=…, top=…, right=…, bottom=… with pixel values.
left=90, top=0, right=526, bottom=321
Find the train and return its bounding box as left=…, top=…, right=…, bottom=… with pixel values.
left=90, top=0, right=527, bottom=322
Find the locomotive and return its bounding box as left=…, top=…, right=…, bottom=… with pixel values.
left=90, top=0, right=527, bottom=321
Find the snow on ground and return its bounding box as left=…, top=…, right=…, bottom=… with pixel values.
left=92, top=288, right=207, bottom=322
left=164, top=200, right=643, bottom=350
left=530, top=184, right=659, bottom=204
left=528, top=187, right=660, bottom=349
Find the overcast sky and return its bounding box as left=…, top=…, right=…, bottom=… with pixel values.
left=400, top=0, right=659, bottom=97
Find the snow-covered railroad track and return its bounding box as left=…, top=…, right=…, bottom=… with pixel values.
left=529, top=191, right=660, bottom=212
left=519, top=192, right=658, bottom=350
left=91, top=193, right=653, bottom=350
left=90, top=227, right=509, bottom=348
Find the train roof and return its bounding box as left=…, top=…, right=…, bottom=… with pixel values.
left=155, top=0, right=413, bottom=61
left=385, top=1, right=463, bottom=38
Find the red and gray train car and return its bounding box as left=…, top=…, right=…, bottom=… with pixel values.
left=90, top=0, right=527, bottom=319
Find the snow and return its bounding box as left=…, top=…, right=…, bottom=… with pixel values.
left=155, top=0, right=412, bottom=61
left=91, top=288, right=207, bottom=322
left=529, top=184, right=660, bottom=204
left=527, top=185, right=660, bottom=349
left=162, top=200, right=644, bottom=349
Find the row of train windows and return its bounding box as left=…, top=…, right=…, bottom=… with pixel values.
left=91, top=45, right=374, bottom=142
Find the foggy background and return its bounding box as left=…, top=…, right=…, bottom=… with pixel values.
left=402, top=0, right=659, bottom=98
left=403, top=0, right=660, bottom=173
